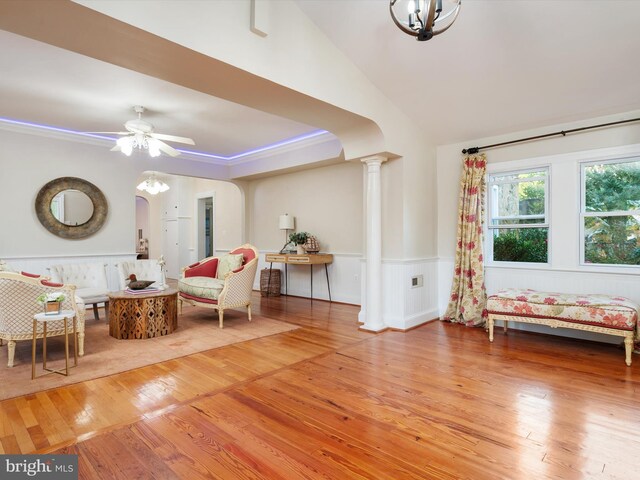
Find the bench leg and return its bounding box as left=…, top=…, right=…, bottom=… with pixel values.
left=488, top=316, right=494, bottom=342
left=624, top=336, right=633, bottom=366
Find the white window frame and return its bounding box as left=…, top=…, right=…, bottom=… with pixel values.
left=486, top=166, right=550, bottom=265
left=579, top=155, right=640, bottom=268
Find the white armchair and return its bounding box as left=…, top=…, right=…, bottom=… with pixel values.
left=116, top=259, right=163, bottom=290
left=49, top=262, right=109, bottom=321
left=0, top=271, right=85, bottom=367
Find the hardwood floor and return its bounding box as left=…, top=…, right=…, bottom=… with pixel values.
left=1, top=293, right=639, bottom=479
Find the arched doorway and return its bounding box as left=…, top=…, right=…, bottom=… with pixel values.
left=135, top=196, right=150, bottom=259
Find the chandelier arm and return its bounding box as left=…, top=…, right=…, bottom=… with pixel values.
left=431, top=2, right=461, bottom=35
left=424, top=0, right=437, bottom=33
left=389, top=2, right=420, bottom=36
left=435, top=2, right=460, bottom=23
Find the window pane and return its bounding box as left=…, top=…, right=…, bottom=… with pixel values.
left=491, top=171, right=545, bottom=183
left=585, top=160, right=640, bottom=212
left=584, top=215, right=640, bottom=265
left=492, top=228, right=548, bottom=263
left=492, top=179, right=545, bottom=219
left=493, top=218, right=545, bottom=226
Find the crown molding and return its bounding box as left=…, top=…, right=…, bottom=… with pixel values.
left=0, top=117, right=336, bottom=168
left=0, top=117, right=115, bottom=148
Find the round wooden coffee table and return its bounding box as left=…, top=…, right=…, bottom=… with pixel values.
left=108, top=288, right=178, bottom=339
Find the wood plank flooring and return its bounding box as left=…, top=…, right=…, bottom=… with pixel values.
left=1, top=293, right=639, bottom=479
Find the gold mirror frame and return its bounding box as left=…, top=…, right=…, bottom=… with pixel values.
left=35, top=177, right=108, bottom=239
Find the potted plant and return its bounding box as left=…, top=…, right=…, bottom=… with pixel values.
left=36, top=291, right=66, bottom=315
left=289, top=232, right=309, bottom=254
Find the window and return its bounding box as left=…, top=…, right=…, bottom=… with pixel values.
left=487, top=168, right=549, bottom=263
left=581, top=157, right=640, bottom=266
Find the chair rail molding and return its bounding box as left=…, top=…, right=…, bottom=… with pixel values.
left=359, top=257, right=439, bottom=330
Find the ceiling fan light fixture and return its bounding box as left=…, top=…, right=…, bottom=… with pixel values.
left=117, top=135, right=134, bottom=156
left=137, top=173, right=170, bottom=195
left=92, top=106, right=195, bottom=158
left=147, top=138, right=161, bottom=158
left=390, top=0, right=461, bottom=41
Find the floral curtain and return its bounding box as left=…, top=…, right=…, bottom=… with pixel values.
left=443, top=154, right=488, bottom=326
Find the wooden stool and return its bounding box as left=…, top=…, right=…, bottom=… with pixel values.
left=32, top=310, right=77, bottom=380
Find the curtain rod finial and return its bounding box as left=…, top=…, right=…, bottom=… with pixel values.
left=462, top=147, right=479, bottom=154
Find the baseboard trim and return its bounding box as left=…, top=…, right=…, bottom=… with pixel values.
left=388, top=316, right=439, bottom=332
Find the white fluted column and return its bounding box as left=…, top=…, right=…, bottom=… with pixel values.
left=360, top=155, right=387, bottom=332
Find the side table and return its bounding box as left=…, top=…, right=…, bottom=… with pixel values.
left=108, top=288, right=178, bottom=339
left=32, top=310, right=78, bottom=380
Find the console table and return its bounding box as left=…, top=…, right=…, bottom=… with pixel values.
left=264, top=253, right=333, bottom=301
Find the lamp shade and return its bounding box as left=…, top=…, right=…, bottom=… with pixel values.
left=279, top=214, right=295, bottom=230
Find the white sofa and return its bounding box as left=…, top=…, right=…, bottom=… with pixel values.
left=116, top=259, right=163, bottom=290
left=49, top=262, right=109, bottom=321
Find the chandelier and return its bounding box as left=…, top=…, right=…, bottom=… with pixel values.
left=117, top=134, right=162, bottom=157
left=390, top=0, right=461, bottom=41
left=136, top=173, right=169, bottom=195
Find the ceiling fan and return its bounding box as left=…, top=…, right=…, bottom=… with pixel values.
left=90, top=105, right=195, bottom=157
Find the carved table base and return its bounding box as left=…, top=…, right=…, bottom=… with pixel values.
left=108, top=288, right=178, bottom=340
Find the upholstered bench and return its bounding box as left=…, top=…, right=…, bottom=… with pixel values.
left=487, top=289, right=639, bottom=366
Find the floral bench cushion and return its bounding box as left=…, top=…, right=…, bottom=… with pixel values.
left=487, top=288, right=639, bottom=332
left=178, top=276, right=225, bottom=301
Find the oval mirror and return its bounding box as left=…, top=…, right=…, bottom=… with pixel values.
left=51, top=189, right=95, bottom=226
left=36, top=177, right=108, bottom=239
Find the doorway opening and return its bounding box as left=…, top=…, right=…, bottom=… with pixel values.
left=135, top=196, right=150, bottom=259
left=197, top=195, right=215, bottom=259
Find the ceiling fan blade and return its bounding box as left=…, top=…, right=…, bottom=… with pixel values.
left=156, top=140, right=181, bottom=157
left=150, top=132, right=195, bottom=145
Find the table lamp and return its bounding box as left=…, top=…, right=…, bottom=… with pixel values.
left=279, top=214, right=295, bottom=253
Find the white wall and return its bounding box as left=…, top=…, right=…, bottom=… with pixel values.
left=437, top=110, right=640, bottom=342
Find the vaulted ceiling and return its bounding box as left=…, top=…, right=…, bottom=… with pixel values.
left=1, top=1, right=638, bottom=162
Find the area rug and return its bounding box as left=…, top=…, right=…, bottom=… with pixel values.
left=0, top=305, right=298, bottom=401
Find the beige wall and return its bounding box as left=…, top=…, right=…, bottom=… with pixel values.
left=247, top=161, right=363, bottom=254
left=0, top=129, right=139, bottom=257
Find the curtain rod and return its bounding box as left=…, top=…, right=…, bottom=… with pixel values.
left=461, top=117, right=640, bottom=155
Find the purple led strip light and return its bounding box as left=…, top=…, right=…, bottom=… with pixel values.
left=0, top=117, right=330, bottom=160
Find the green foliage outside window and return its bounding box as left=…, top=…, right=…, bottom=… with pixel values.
left=493, top=228, right=548, bottom=263
left=584, top=160, right=640, bottom=265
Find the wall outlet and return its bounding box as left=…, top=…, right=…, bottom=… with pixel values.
left=411, top=275, right=423, bottom=288
left=354, top=274, right=359, bottom=281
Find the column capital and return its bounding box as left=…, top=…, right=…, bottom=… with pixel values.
left=361, top=155, right=388, bottom=167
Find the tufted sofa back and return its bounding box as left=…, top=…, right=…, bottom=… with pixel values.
left=116, top=260, right=162, bottom=290
left=49, top=262, right=108, bottom=290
